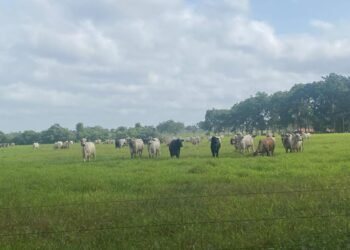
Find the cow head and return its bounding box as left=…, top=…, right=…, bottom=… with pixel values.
left=80, top=138, right=87, bottom=147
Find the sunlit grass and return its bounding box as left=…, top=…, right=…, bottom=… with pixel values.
left=0, top=134, right=349, bottom=249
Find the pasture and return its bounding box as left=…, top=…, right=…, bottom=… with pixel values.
left=0, top=134, right=349, bottom=249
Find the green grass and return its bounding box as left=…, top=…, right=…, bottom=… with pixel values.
left=0, top=134, right=349, bottom=249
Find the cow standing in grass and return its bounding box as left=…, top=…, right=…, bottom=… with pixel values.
left=33, top=142, right=40, bottom=149
left=54, top=141, right=63, bottom=149
left=292, top=133, right=303, bottom=152
left=281, top=133, right=293, bottom=153
left=81, top=138, right=96, bottom=162
left=128, top=139, right=144, bottom=158
left=190, top=136, right=200, bottom=145
left=232, top=134, right=254, bottom=154
left=210, top=136, right=221, bottom=157
left=62, top=141, right=70, bottom=149
left=230, top=134, right=241, bottom=151
left=148, top=138, right=161, bottom=158
left=169, top=139, right=184, bottom=158
left=115, top=139, right=127, bottom=149
left=238, top=135, right=255, bottom=154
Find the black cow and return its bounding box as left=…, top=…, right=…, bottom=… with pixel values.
left=210, top=136, right=221, bottom=157
left=169, top=139, right=184, bottom=158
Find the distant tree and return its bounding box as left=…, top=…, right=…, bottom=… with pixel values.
left=20, top=130, right=41, bottom=145
left=0, top=131, right=7, bottom=143
left=226, top=93, right=270, bottom=134
left=200, top=109, right=230, bottom=132
left=41, top=124, right=72, bottom=143
left=83, top=126, right=109, bottom=141
left=75, top=122, right=84, bottom=141
left=185, top=125, right=200, bottom=134
left=156, top=120, right=184, bottom=135
left=201, top=73, right=350, bottom=133
left=113, top=126, right=129, bottom=139
left=6, top=132, right=20, bottom=144
left=268, top=91, right=290, bottom=132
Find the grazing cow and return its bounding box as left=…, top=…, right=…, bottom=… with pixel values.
left=54, top=141, right=63, bottom=149
left=281, top=133, right=293, bottom=153
left=254, top=137, right=275, bottom=156
left=169, top=139, right=184, bottom=158
left=115, top=139, right=127, bottom=148
left=80, top=138, right=96, bottom=162
left=210, top=136, right=221, bottom=157
left=128, top=139, right=144, bottom=158
left=147, top=138, right=161, bottom=158
left=292, top=133, right=303, bottom=152
left=33, top=142, right=40, bottom=149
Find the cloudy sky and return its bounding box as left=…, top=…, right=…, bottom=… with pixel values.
left=1, top=0, right=350, bottom=132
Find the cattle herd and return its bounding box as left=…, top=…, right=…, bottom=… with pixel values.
left=1, top=132, right=311, bottom=161
left=0, top=143, right=15, bottom=148
left=90, top=131, right=309, bottom=161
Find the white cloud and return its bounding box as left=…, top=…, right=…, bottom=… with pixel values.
left=0, top=82, right=87, bottom=107
left=310, top=19, right=334, bottom=31
left=223, top=0, right=250, bottom=12
left=226, top=17, right=283, bottom=56
left=1, top=0, right=350, bottom=132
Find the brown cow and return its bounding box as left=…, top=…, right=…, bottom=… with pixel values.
left=253, top=137, right=275, bottom=156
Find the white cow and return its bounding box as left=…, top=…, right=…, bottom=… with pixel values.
left=115, top=139, right=127, bottom=148
left=81, top=138, right=96, bottom=162
left=128, top=139, right=144, bottom=158
left=190, top=136, right=201, bottom=145
left=54, top=141, right=63, bottom=149
left=147, top=138, right=161, bottom=158
left=237, top=134, right=255, bottom=153
left=33, top=142, right=40, bottom=149
left=302, top=132, right=311, bottom=139
left=104, top=139, right=115, bottom=144
left=62, top=141, right=70, bottom=149
left=292, top=133, right=303, bottom=152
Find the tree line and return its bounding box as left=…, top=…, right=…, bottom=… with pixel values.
left=2, top=73, right=349, bottom=145
left=0, top=120, right=200, bottom=145
left=198, top=73, right=350, bottom=134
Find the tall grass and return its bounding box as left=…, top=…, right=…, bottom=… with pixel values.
left=0, top=134, right=349, bottom=249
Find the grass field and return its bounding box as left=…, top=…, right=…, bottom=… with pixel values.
left=0, top=134, right=349, bottom=249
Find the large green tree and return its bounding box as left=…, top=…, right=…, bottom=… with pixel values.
left=201, top=73, right=350, bottom=133
left=156, top=120, right=185, bottom=135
